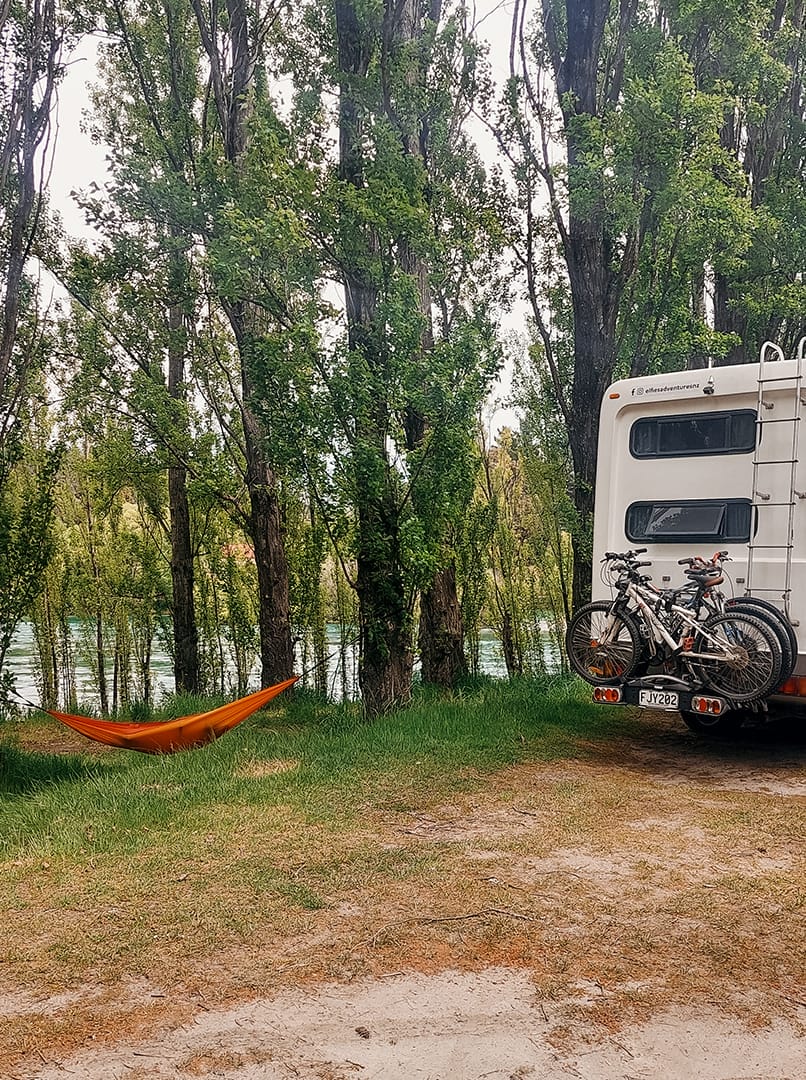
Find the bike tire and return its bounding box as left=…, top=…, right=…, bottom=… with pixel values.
left=725, top=597, right=797, bottom=684
left=566, top=601, right=642, bottom=685
left=691, top=610, right=783, bottom=703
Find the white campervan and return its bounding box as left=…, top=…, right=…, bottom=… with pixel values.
left=591, top=340, right=806, bottom=726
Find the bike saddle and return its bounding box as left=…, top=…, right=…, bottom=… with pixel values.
left=685, top=567, right=724, bottom=586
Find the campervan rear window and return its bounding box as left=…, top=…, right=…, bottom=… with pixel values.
left=630, top=410, right=756, bottom=458
left=625, top=499, right=752, bottom=543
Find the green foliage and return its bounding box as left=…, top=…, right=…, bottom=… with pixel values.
left=220, top=551, right=260, bottom=696
left=608, top=29, right=754, bottom=373
left=665, top=0, right=806, bottom=357
left=283, top=1, right=504, bottom=648
left=0, top=441, right=60, bottom=706
left=506, top=0, right=804, bottom=607
left=475, top=427, right=566, bottom=677
left=25, top=440, right=174, bottom=711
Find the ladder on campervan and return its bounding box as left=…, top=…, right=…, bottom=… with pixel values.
left=746, top=338, right=806, bottom=624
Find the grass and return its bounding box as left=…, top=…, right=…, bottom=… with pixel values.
left=0, top=676, right=804, bottom=1067
left=0, top=676, right=614, bottom=859
left=0, top=676, right=636, bottom=997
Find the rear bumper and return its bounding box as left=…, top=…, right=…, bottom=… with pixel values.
left=592, top=677, right=729, bottom=716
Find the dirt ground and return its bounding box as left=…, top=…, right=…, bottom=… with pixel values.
left=2, top=711, right=805, bottom=1079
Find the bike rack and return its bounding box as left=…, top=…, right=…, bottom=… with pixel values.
left=609, top=671, right=769, bottom=713
left=624, top=674, right=692, bottom=691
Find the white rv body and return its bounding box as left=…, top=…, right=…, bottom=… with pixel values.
left=593, top=349, right=806, bottom=705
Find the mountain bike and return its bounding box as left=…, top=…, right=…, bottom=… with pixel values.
left=675, top=551, right=797, bottom=688
left=566, top=550, right=784, bottom=704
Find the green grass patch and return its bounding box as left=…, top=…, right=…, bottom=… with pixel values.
left=0, top=671, right=651, bottom=986
left=0, top=677, right=627, bottom=861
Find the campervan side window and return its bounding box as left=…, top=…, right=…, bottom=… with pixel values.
left=625, top=499, right=752, bottom=543
left=630, top=410, right=756, bottom=458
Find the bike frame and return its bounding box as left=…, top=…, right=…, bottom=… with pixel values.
left=609, top=579, right=745, bottom=665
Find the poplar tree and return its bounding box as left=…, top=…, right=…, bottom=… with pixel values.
left=328, top=0, right=499, bottom=712
left=0, top=0, right=63, bottom=703
left=507, top=0, right=752, bottom=605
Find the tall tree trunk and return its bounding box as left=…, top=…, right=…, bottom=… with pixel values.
left=385, top=0, right=467, bottom=688
left=337, top=0, right=414, bottom=714
left=355, top=497, right=413, bottom=715
left=418, top=563, right=467, bottom=686
left=95, top=612, right=108, bottom=716
left=167, top=294, right=200, bottom=694
left=500, top=609, right=523, bottom=678
left=192, top=0, right=294, bottom=687
left=83, top=487, right=109, bottom=716
left=566, top=287, right=616, bottom=607
left=401, top=278, right=467, bottom=687
left=45, top=591, right=58, bottom=708
left=0, top=0, right=59, bottom=431
left=713, top=271, right=749, bottom=364
left=229, top=302, right=294, bottom=686
left=541, top=0, right=629, bottom=608
left=244, top=414, right=294, bottom=688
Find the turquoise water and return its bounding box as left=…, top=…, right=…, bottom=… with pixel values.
left=4, top=622, right=544, bottom=708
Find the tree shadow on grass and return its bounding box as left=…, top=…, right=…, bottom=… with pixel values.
left=0, top=741, right=114, bottom=795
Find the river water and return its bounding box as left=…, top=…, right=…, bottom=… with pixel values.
left=4, top=622, right=544, bottom=709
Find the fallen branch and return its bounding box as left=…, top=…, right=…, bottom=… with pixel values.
left=363, top=907, right=534, bottom=949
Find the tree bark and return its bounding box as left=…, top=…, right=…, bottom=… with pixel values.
left=418, top=563, right=467, bottom=686
left=355, top=495, right=414, bottom=714
left=192, top=0, right=294, bottom=687
left=541, top=0, right=624, bottom=608
left=713, top=270, right=749, bottom=364
left=167, top=293, right=200, bottom=694
left=337, top=0, right=414, bottom=714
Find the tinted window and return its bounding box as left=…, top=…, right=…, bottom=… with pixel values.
left=630, top=410, right=756, bottom=458
left=626, top=500, right=752, bottom=544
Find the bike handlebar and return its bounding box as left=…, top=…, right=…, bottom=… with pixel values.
left=603, top=548, right=647, bottom=561
left=679, top=550, right=732, bottom=568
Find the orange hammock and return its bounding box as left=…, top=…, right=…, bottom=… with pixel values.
left=45, top=677, right=299, bottom=754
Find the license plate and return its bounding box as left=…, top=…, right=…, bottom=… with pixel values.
left=638, top=689, right=679, bottom=710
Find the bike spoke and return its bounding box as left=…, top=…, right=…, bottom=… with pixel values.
left=695, top=615, right=779, bottom=701
left=567, top=605, right=640, bottom=684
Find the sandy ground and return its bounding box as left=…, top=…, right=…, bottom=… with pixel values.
left=3, top=713, right=805, bottom=1079
left=4, top=967, right=805, bottom=1080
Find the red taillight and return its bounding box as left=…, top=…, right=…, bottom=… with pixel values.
left=692, top=695, right=724, bottom=715
left=778, top=676, right=806, bottom=697
left=593, top=686, right=622, bottom=703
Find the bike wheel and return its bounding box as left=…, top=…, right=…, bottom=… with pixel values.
left=726, top=597, right=797, bottom=684
left=566, top=602, right=642, bottom=685
left=691, top=610, right=783, bottom=703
